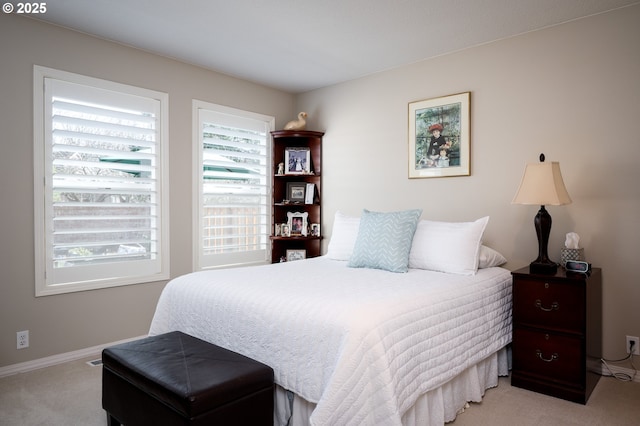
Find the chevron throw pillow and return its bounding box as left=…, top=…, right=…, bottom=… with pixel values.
left=348, top=209, right=422, bottom=273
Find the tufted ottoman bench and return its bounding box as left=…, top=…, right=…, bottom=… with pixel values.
left=102, top=331, right=274, bottom=426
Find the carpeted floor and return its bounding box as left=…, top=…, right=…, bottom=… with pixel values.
left=0, top=356, right=639, bottom=426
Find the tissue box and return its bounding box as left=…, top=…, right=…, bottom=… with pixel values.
left=560, top=248, right=585, bottom=267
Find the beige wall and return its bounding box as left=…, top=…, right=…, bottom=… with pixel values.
left=296, top=5, right=640, bottom=360
left=1, top=5, right=639, bottom=368
left=0, top=15, right=294, bottom=367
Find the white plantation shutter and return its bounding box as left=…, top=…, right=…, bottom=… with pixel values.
left=194, top=101, right=274, bottom=269
left=34, top=67, right=169, bottom=295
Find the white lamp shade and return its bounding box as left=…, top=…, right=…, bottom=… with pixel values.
left=512, top=162, right=572, bottom=206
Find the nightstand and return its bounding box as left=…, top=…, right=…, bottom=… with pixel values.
left=511, top=266, right=602, bottom=404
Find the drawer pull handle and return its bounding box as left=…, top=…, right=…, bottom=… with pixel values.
left=535, top=299, right=559, bottom=312
left=536, top=350, right=559, bottom=362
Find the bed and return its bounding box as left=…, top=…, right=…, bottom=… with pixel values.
left=149, top=211, right=512, bottom=426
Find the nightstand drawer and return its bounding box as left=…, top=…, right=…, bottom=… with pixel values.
left=513, top=328, right=582, bottom=384
left=513, top=278, right=584, bottom=333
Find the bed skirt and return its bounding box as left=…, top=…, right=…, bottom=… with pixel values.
left=274, top=346, right=510, bottom=426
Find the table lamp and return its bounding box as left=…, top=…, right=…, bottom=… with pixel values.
left=512, top=154, right=572, bottom=274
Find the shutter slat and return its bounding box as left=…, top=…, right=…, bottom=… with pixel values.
left=53, top=115, right=156, bottom=137
left=51, top=141, right=155, bottom=163
left=53, top=159, right=154, bottom=175
left=202, top=125, right=265, bottom=140
left=53, top=100, right=156, bottom=124
left=53, top=129, right=156, bottom=150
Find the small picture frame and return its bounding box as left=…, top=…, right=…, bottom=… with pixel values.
left=274, top=223, right=281, bottom=236
left=286, top=249, right=306, bottom=262
left=281, top=223, right=291, bottom=237
left=284, top=147, right=311, bottom=175
left=287, top=211, right=308, bottom=236
left=286, top=182, right=307, bottom=203
left=310, top=223, right=320, bottom=237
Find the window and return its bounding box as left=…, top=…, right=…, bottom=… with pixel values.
left=193, top=100, right=274, bottom=269
left=34, top=66, right=169, bottom=296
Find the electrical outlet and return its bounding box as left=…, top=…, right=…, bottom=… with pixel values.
left=17, top=330, right=29, bottom=349
left=626, top=335, right=639, bottom=355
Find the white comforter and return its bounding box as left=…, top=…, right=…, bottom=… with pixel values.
left=149, top=256, right=512, bottom=426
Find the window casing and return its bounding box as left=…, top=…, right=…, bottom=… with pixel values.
left=34, top=66, right=169, bottom=296
left=193, top=100, right=274, bottom=269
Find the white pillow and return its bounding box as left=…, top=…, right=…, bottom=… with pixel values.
left=478, top=245, right=507, bottom=268
left=409, top=216, right=489, bottom=275
left=326, top=211, right=360, bottom=260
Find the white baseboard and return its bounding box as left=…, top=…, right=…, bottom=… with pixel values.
left=601, top=362, right=640, bottom=383
left=0, top=335, right=147, bottom=378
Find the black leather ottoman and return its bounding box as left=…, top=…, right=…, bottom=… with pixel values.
left=102, top=331, right=274, bottom=426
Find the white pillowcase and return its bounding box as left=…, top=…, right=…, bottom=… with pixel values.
left=478, top=245, right=507, bottom=269
left=409, top=217, right=489, bottom=275
left=327, top=212, right=503, bottom=271
left=326, top=211, right=360, bottom=260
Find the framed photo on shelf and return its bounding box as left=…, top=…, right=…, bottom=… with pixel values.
left=310, top=223, right=320, bottom=237
left=281, top=223, right=290, bottom=237
left=287, top=211, right=308, bottom=236
left=286, top=249, right=306, bottom=262
left=286, top=182, right=307, bottom=203
left=284, top=147, right=311, bottom=175
left=274, top=223, right=281, bottom=237
left=408, top=92, right=470, bottom=179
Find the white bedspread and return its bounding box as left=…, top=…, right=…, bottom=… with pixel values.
left=149, top=256, right=512, bottom=426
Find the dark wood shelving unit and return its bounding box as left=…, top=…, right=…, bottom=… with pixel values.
left=270, top=130, right=324, bottom=263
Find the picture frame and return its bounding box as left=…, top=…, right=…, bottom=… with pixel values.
left=280, top=223, right=291, bottom=237
left=408, top=92, right=470, bottom=178
left=310, top=223, right=320, bottom=237
left=287, top=211, right=308, bottom=236
left=286, top=249, right=306, bottom=262
left=286, top=182, right=307, bottom=203
left=284, top=147, right=311, bottom=175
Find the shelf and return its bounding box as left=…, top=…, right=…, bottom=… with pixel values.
left=271, top=130, right=325, bottom=138
left=274, top=203, right=319, bottom=207
left=270, top=236, right=322, bottom=241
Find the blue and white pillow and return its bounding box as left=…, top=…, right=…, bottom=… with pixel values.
left=347, top=209, right=422, bottom=273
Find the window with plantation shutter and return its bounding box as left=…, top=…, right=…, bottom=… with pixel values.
left=34, top=66, right=169, bottom=296
left=193, top=101, right=274, bottom=269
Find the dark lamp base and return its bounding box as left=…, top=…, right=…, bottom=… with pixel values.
left=530, top=261, right=558, bottom=275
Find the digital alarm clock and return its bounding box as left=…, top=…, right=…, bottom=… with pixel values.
left=565, top=260, right=591, bottom=273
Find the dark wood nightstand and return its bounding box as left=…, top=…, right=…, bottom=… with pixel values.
left=511, top=266, right=602, bottom=404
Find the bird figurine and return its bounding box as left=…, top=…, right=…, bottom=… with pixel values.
left=284, top=112, right=307, bottom=130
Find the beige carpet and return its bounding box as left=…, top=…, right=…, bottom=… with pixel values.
left=0, top=356, right=639, bottom=426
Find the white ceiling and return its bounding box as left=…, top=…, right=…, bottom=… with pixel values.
left=32, top=0, right=638, bottom=93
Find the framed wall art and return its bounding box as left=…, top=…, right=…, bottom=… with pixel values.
left=408, top=92, right=470, bottom=178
